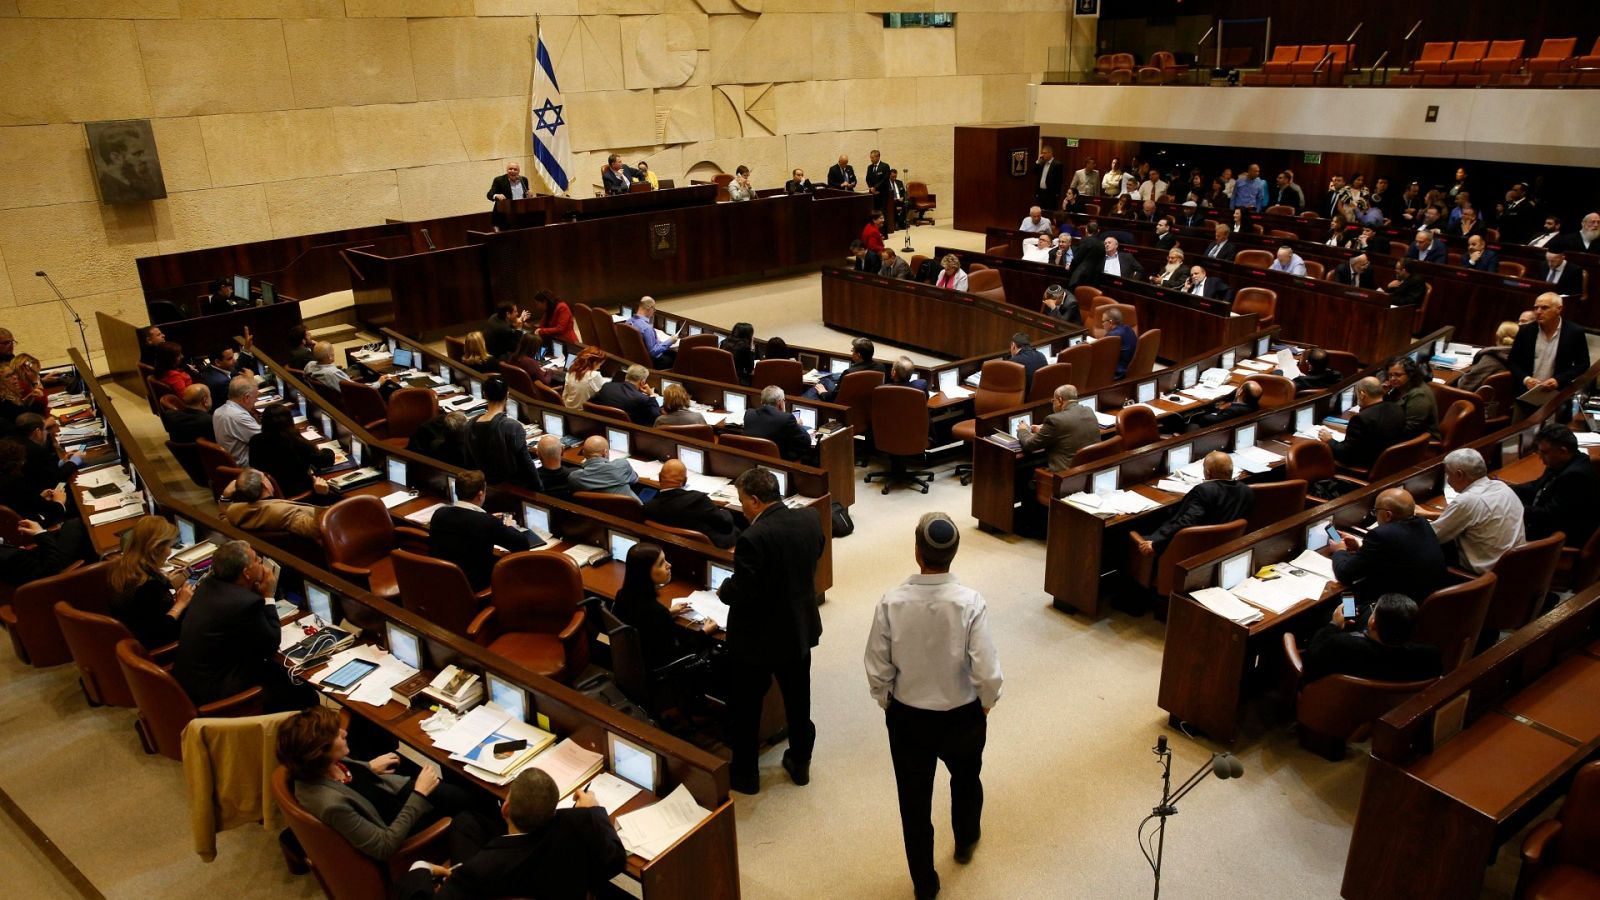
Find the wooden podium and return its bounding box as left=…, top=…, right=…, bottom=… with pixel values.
left=954, top=125, right=1041, bottom=234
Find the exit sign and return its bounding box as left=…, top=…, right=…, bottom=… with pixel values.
left=1065, top=138, right=1080, bottom=148
left=1303, top=152, right=1322, bottom=164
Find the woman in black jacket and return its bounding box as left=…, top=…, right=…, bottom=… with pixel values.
left=720, top=322, right=757, bottom=386
left=611, top=543, right=714, bottom=669
left=108, top=515, right=193, bottom=649
left=248, top=404, right=334, bottom=498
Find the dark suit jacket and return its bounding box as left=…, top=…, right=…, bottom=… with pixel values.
left=1385, top=272, right=1426, bottom=306
left=1507, top=319, right=1591, bottom=388
left=1010, top=347, right=1048, bottom=394
left=1495, top=199, right=1536, bottom=243
left=879, top=257, right=911, bottom=279
left=396, top=809, right=626, bottom=900
left=173, top=578, right=279, bottom=706
left=1331, top=262, right=1376, bottom=289
left=1513, top=453, right=1600, bottom=547
left=853, top=252, right=881, bottom=274
left=1405, top=240, right=1446, bottom=264
left=1331, top=517, right=1447, bottom=610
left=1018, top=405, right=1100, bottom=471
left=642, top=487, right=739, bottom=549
left=482, top=315, right=522, bottom=360
left=430, top=504, right=529, bottom=592
left=1539, top=263, right=1584, bottom=296
left=718, top=503, right=824, bottom=663
left=1462, top=250, right=1500, bottom=272
left=591, top=381, right=662, bottom=427
left=1203, top=240, right=1239, bottom=262
left=1032, top=159, right=1064, bottom=203
left=1148, top=480, right=1254, bottom=557
left=196, top=365, right=235, bottom=409
left=1186, top=277, right=1230, bottom=300
left=602, top=166, right=636, bottom=196
left=1291, top=368, right=1341, bottom=393
left=1177, top=212, right=1207, bottom=228
left=1154, top=231, right=1176, bottom=251
left=1301, top=625, right=1443, bottom=683
left=785, top=178, right=814, bottom=195
left=0, top=523, right=87, bottom=588
left=741, top=404, right=811, bottom=461
left=1332, top=400, right=1406, bottom=469
left=162, top=407, right=216, bottom=444
left=1551, top=232, right=1600, bottom=255
left=827, top=164, right=856, bottom=190
left=486, top=174, right=530, bottom=202
left=467, top=412, right=541, bottom=489
left=865, top=161, right=891, bottom=194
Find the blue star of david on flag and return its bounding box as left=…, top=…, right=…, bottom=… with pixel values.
left=533, top=99, right=564, bottom=137
left=529, top=27, right=572, bottom=193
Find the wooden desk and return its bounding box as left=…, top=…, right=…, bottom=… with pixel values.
left=99, top=304, right=305, bottom=390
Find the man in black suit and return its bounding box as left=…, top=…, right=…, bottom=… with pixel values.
left=533, top=434, right=571, bottom=499
left=1153, top=217, right=1177, bottom=250
left=885, top=168, right=910, bottom=228
left=466, top=377, right=542, bottom=490
left=1381, top=258, right=1426, bottom=306
left=827, top=154, right=856, bottom=191
left=1135, top=451, right=1254, bottom=560
left=1300, top=593, right=1443, bottom=683
left=0, top=517, right=95, bottom=588
left=1514, top=423, right=1600, bottom=548
left=1331, top=253, right=1376, bottom=289
left=429, top=470, right=530, bottom=591
left=719, top=467, right=825, bottom=794
left=1550, top=212, right=1599, bottom=255
left=1040, top=284, right=1079, bottom=323
left=601, top=154, right=636, bottom=195
left=202, top=279, right=245, bottom=315
left=396, top=768, right=625, bottom=900
left=642, top=459, right=739, bottom=548
left=808, top=337, right=881, bottom=402
left=1181, top=264, right=1230, bottom=300
left=482, top=304, right=526, bottom=360
left=486, top=161, right=531, bottom=229
left=850, top=239, right=881, bottom=274
left=1508, top=292, right=1591, bottom=391
left=162, top=384, right=216, bottom=443
left=1331, top=488, right=1447, bottom=612
left=1007, top=332, right=1047, bottom=396
left=174, top=540, right=307, bottom=711
left=591, top=364, right=662, bottom=427
left=1348, top=225, right=1391, bottom=256
left=865, top=150, right=891, bottom=211
left=741, top=387, right=812, bottom=462
left=1291, top=348, right=1342, bottom=392
left=785, top=167, right=815, bottom=194
left=1495, top=183, right=1537, bottom=244
left=1186, top=379, right=1262, bottom=431
left=1032, top=145, right=1063, bottom=211
left=1202, top=223, right=1239, bottom=262
left=1320, top=377, right=1404, bottom=470
left=1086, top=236, right=1144, bottom=285
left=1176, top=200, right=1206, bottom=229
left=285, top=324, right=316, bottom=370
left=1538, top=250, right=1584, bottom=296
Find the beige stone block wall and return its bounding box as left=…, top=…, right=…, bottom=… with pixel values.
left=0, top=3, right=1069, bottom=365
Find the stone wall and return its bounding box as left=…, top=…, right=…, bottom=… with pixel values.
left=0, top=1, right=1068, bottom=365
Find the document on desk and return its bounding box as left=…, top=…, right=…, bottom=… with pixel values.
left=280, top=622, right=311, bottom=652
left=348, top=654, right=419, bottom=707
left=939, top=384, right=973, bottom=400
left=1288, top=549, right=1337, bottom=582
left=683, top=472, right=732, bottom=495
left=1182, top=384, right=1236, bottom=402
left=558, top=772, right=643, bottom=813
left=1191, top=587, right=1263, bottom=625
left=700, top=411, right=729, bottom=428
left=682, top=590, right=731, bottom=629
left=89, top=503, right=145, bottom=526
left=403, top=503, right=447, bottom=527
left=86, top=492, right=140, bottom=512
left=628, top=458, right=665, bottom=481
left=450, top=719, right=557, bottom=776
left=802, top=370, right=823, bottom=385
left=1092, top=410, right=1117, bottom=428
left=617, top=784, right=712, bottom=861
left=1576, top=432, right=1600, bottom=448
left=1232, top=445, right=1282, bottom=474
left=432, top=705, right=512, bottom=756
left=1154, top=478, right=1195, bottom=495
left=75, top=467, right=128, bottom=489
left=1232, top=573, right=1324, bottom=614
left=379, top=490, right=413, bottom=509
left=529, top=738, right=605, bottom=798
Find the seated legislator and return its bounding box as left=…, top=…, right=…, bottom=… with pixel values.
left=467, top=377, right=541, bottom=491
left=249, top=404, right=335, bottom=499
left=0, top=517, right=95, bottom=589
left=1152, top=217, right=1177, bottom=250
left=613, top=542, right=719, bottom=668
left=507, top=332, right=562, bottom=389
left=152, top=342, right=196, bottom=395
left=655, top=383, right=708, bottom=428
left=1405, top=229, right=1447, bottom=264
left=1540, top=250, right=1584, bottom=297
left=0, top=439, right=64, bottom=527
left=1300, top=593, right=1443, bottom=683
left=1019, top=206, right=1054, bottom=235
left=1040, top=284, right=1079, bottom=324
left=529, top=290, right=579, bottom=347
left=109, top=516, right=194, bottom=650
left=1507, top=292, right=1591, bottom=391
left=1135, top=451, right=1254, bottom=560
left=1320, top=377, right=1405, bottom=470
left=534, top=434, right=572, bottom=499
left=1513, top=423, right=1600, bottom=548
left=460, top=332, right=493, bottom=369
left=602, top=154, right=638, bottom=196
left=277, top=706, right=460, bottom=863
left=1203, top=223, right=1240, bottom=262
left=887, top=356, right=929, bottom=393
left=1268, top=246, right=1307, bottom=277
left=407, top=411, right=469, bottom=468
left=1381, top=258, right=1427, bottom=307
left=726, top=165, right=755, bottom=202
left=1097, top=236, right=1145, bottom=283
left=483, top=304, right=527, bottom=361
left=1292, top=348, right=1341, bottom=392
left=197, top=343, right=251, bottom=410
left=1181, top=264, right=1229, bottom=300
left=1008, top=332, right=1048, bottom=395
left=741, top=386, right=812, bottom=462
left=567, top=435, right=639, bottom=498
left=173, top=540, right=306, bottom=711
left=395, top=768, right=625, bottom=900
left=879, top=247, right=912, bottom=280
left=285, top=325, right=316, bottom=371
left=1461, top=234, right=1500, bottom=273
left=304, top=341, right=396, bottom=396
left=721, top=322, right=757, bottom=385
left=850, top=240, right=882, bottom=274
left=785, top=168, right=815, bottom=195
left=1330, top=253, right=1376, bottom=289
left=592, top=364, right=663, bottom=427
left=1455, top=321, right=1519, bottom=393
left=934, top=254, right=969, bottom=292
left=1384, top=356, right=1440, bottom=440
left=1151, top=248, right=1187, bottom=289
left=1100, top=307, right=1137, bottom=379
left=201, top=278, right=245, bottom=316
left=642, top=460, right=739, bottom=549
left=1187, top=379, right=1264, bottom=432
left=430, top=469, right=530, bottom=592
left=1419, top=448, right=1526, bottom=574
left=562, top=348, right=608, bottom=410
left=1331, top=488, right=1447, bottom=612
left=1021, top=234, right=1056, bottom=264
left=221, top=468, right=325, bottom=542
left=626, top=297, right=679, bottom=369
left=1017, top=384, right=1100, bottom=471
left=807, top=337, right=881, bottom=403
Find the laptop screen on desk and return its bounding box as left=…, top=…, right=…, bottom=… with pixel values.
left=607, top=427, right=629, bottom=457
left=660, top=378, right=682, bottom=396
left=1221, top=351, right=1235, bottom=371
left=608, top=530, right=637, bottom=561
left=795, top=406, right=817, bottom=431
left=1181, top=366, right=1198, bottom=388
left=386, top=622, right=421, bottom=670
left=487, top=674, right=527, bottom=722
left=523, top=503, right=550, bottom=535
left=307, top=583, right=334, bottom=624
left=1219, top=550, right=1252, bottom=590
left=723, top=391, right=747, bottom=416
left=678, top=446, right=705, bottom=474
left=1257, top=336, right=1271, bottom=356
left=233, top=274, right=250, bottom=299
left=771, top=468, right=789, bottom=496
left=392, top=347, right=414, bottom=369
left=1306, top=518, right=1334, bottom=552
left=937, top=369, right=958, bottom=394
left=1295, top=407, right=1313, bottom=433
left=386, top=457, right=407, bottom=487
left=1008, top=413, right=1032, bottom=435
left=1137, top=381, right=1156, bottom=404
left=506, top=398, right=519, bottom=421
left=543, top=412, right=563, bottom=439
left=550, top=341, right=564, bottom=360
left=829, top=358, right=850, bottom=375
left=1092, top=468, right=1117, bottom=494
left=1234, top=423, right=1256, bottom=450
left=1167, top=443, right=1191, bottom=474
left=176, top=517, right=196, bottom=547
left=708, top=562, right=733, bottom=591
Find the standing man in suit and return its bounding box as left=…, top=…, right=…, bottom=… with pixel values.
left=741, top=386, right=812, bottom=461
left=1017, top=384, right=1100, bottom=471
left=1332, top=253, right=1376, bottom=288
left=1495, top=183, right=1537, bottom=244
left=1514, top=423, right=1600, bottom=548
left=429, top=470, right=529, bottom=592
left=1033, top=145, right=1063, bottom=211
left=591, top=365, right=662, bottom=427
left=785, top=167, right=815, bottom=195
left=1320, top=377, right=1405, bottom=470
left=878, top=247, right=912, bottom=279
left=467, top=377, right=542, bottom=491
left=1204, top=223, right=1240, bottom=262
left=1182, top=264, right=1230, bottom=300
left=865, top=150, right=891, bottom=212
left=719, top=467, right=825, bottom=794
left=1539, top=250, right=1584, bottom=296
left=865, top=512, right=1003, bottom=900
left=886, top=168, right=909, bottom=228
left=174, top=539, right=305, bottom=711
left=1007, top=333, right=1047, bottom=396
left=1331, top=488, right=1447, bottom=613
left=1135, top=451, right=1254, bottom=560
left=397, top=768, right=625, bottom=900
left=1508, top=293, right=1591, bottom=390
left=1381, top=258, right=1427, bottom=307
left=1299, top=593, right=1443, bottom=684
left=486, top=161, right=531, bottom=230
left=601, top=154, right=636, bottom=195
left=828, top=154, right=857, bottom=191
left=642, top=459, right=739, bottom=548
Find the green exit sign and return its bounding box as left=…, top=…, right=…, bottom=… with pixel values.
left=1065, top=138, right=1080, bottom=148
left=1303, top=152, right=1323, bottom=164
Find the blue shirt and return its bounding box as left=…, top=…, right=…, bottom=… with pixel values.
left=1109, top=325, right=1137, bottom=378
left=1269, top=254, right=1307, bottom=277
left=627, top=314, right=672, bottom=360
left=1231, top=176, right=1267, bottom=211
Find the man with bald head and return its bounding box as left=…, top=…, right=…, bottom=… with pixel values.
left=641, top=459, right=739, bottom=548
left=535, top=434, right=571, bottom=498
left=1331, top=488, right=1447, bottom=612
left=1136, top=451, right=1254, bottom=561
left=566, top=435, right=638, bottom=498
left=1320, top=376, right=1404, bottom=470
left=828, top=154, right=857, bottom=191
left=1508, top=292, right=1590, bottom=391
left=162, top=383, right=216, bottom=444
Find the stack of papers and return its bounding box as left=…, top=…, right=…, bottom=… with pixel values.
left=433, top=705, right=511, bottom=754
left=529, top=738, right=605, bottom=797
left=1183, top=383, right=1236, bottom=401
left=557, top=772, right=642, bottom=813
left=684, top=472, right=732, bottom=495
left=452, top=719, right=557, bottom=778
left=1289, top=549, right=1336, bottom=581
left=700, top=411, right=729, bottom=428
left=1232, top=571, right=1328, bottom=614
left=802, top=370, right=823, bottom=385
left=563, top=544, right=610, bottom=567
left=1190, top=587, right=1264, bottom=624
left=379, top=490, right=413, bottom=509
left=403, top=502, right=447, bottom=527
left=1232, top=445, right=1283, bottom=474
left=1091, top=410, right=1117, bottom=428
left=1063, top=490, right=1161, bottom=516
left=680, top=590, right=730, bottom=629
left=1575, top=432, right=1600, bottom=448
left=939, top=384, right=973, bottom=400
left=628, top=458, right=665, bottom=481
left=89, top=501, right=145, bottom=526
left=616, top=784, right=712, bottom=861
left=1154, top=478, right=1196, bottom=495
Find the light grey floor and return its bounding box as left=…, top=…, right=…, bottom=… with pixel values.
left=0, top=225, right=1536, bottom=899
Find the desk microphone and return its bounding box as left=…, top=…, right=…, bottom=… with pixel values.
left=420, top=228, right=436, bottom=251
left=36, top=271, right=94, bottom=374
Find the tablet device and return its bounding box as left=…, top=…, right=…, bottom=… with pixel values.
left=323, top=659, right=378, bottom=691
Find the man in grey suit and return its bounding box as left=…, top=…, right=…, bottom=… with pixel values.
left=1017, top=384, right=1101, bottom=471
left=878, top=247, right=912, bottom=279
left=567, top=435, right=639, bottom=497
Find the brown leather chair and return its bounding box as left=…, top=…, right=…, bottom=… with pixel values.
left=2, top=559, right=113, bottom=668
left=907, top=181, right=936, bottom=224
left=1519, top=760, right=1600, bottom=898
left=1265, top=205, right=1295, bottom=216
left=718, top=433, right=780, bottom=459
left=752, top=359, right=805, bottom=396
left=672, top=333, right=719, bottom=375
left=1246, top=479, right=1308, bottom=531
left=1303, top=260, right=1325, bottom=280
left=588, top=307, right=624, bottom=357
left=572, top=490, right=645, bottom=522
left=984, top=244, right=1011, bottom=257
left=1128, top=518, right=1249, bottom=600
left=659, top=423, right=717, bottom=444
left=1125, top=329, right=1161, bottom=380
left=166, top=439, right=209, bottom=488
left=1476, top=370, right=1515, bottom=428
left=1324, top=350, right=1360, bottom=376
left=1436, top=399, right=1484, bottom=452
left=835, top=370, right=886, bottom=458
left=685, top=347, right=739, bottom=385
left=469, top=551, right=588, bottom=683
left=1115, top=405, right=1160, bottom=451
left=271, top=765, right=451, bottom=900
left=56, top=600, right=159, bottom=708
left=1231, top=287, right=1277, bottom=326
left=1287, top=439, right=1336, bottom=486
left=383, top=387, right=438, bottom=447
left=1234, top=249, right=1274, bottom=269
left=1282, top=632, right=1436, bottom=760
left=1411, top=283, right=1433, bottom=336
left=496, top=363, right=537, bottom=398
left=340, top=380, right=389, bottom=437
left=117, top=639, right=262, bottom=760
left=1481, top=532, right=1564, bottom=641
left=1086, top=335, right=1123, bottom=390
left=967, top=268, right=1003, bottom=294
left=197, top=437, right=239, bottom=501
left=1364, top=432, right=1433, bottom=482
left=613, top=322, right=654, bottom=368
left=1246, top=374, right=1296, bottom=410
left=583, top=400, right=629, bottom=422
left=1430, top=381, right=1480, bottom=416
left=1413, top=573, right=1496, bottom=674
left=1055, top=341, right=1095, bottom=392
left=1556, top=527, right=1600, bottom=594
left=952, top=360, right=1026, bottom=485
left=159, top=393, right=183, bottom=413
left=1090, top=303, right=1139, bottom=338
left=319, top=495, right=428, bottom=599
left=569, top=301, right=599, bottom=347
left=1027, top=362, right=1074, bottom=403
left=1072, top=286, right=1102, bottom=310
left=0, top=503, right=31, bottom=550
left=391, top=549, right=488, bottom=638
left=865, top=385, right=933, bottom=494
left=146, top=376, right=178, bottom=416
left=1036, top=434, right=1123, bottom=505
left=646, top=520, right=713, bottom=545
left=528, top=379, right=563, bottom=405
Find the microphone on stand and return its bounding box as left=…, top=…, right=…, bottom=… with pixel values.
left=901, top=167, right=915, bottom=253
left=36, top=271, right=94, bottom=375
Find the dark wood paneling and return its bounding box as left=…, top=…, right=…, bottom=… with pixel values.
left=135, top=224, right=409, bottom=308
left=954, top=125, right=1040, bottom=232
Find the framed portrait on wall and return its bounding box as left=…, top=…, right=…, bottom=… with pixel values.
left=85, top=119, right=168, bottom=204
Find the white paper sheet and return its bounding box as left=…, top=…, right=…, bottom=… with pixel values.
left=1190, top=587, right=1264, bottom=624
left=379, top=490, right=413, bottom=509
left=1288, top=549, right=1337, bottom=582
left=1232, top=573, right=1325, bottom=614
left=431, top=705, right=512, bottom=755
left=681, top=590, right=731, bottom=629
left=628, top=458, right=665, bottom=481
left=615, top=784, right=711, bottom=861
left=559, top=771, right=646, bottom=812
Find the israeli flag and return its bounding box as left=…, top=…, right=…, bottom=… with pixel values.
left=530, top=26, right=572, bottom=194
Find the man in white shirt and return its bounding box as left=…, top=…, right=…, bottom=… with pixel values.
left=212, top=374, right=261, bottom=465
left=864, top=512, right=1002, bottom=900
left=1420, top=448, right=1525, bottom=574
left=1018, top=206, right=1054, bottom=235
left=1021, top=234, right=1054, bottom=263
left=1069, top=158, right=1100, bottom=198
left=1269, top=245, right=1307, bottom=277
left=1138, top=169, right=1169, bottom=203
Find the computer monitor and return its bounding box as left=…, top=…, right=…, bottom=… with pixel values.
left=1077, top=396, right=1097, bottom=413
left=445, top=475, right=457, bottom=504
left=829, top=357, right=850, bottom=375
left=1220, top=350, right=1236, bottom=370
left=1234, top=423, right=1257, bottom=450
left=297, top=393, right=307, bottom=417
left=350, top=440, right=364, bottom=466
left=320, top=413, right=334, bottom=439
left=486, top=673, right=527, bottom=722
left=707, top=562, right=733, bottom=591
left=1137, top=381, right=1156, bottom=404
left=678, top=446, right=705, bottom=474
left=551, top=341, right=565, bottom=360
left=259, top=281, right=276, bottom=305
left=1338, top=388, right=1355, bottom=412
left=469, top=379, right=483, bottom=400
left=1092, top=468, right=1117, bottom=494
left=1218, top=550, right=1252, bottom=590
left=437, top=362, right=452, bottom=381
left=723, top=391, right=747, bottom=416
left=392, top=346, right=414, bottom=369
left=307, top=583, right=334, bottom=624
left=664, top=317, right=680, bottom=334
left=1295, top=407, right=1314, bottom=432
left=232, top=274, right=250, bottom=299
left=506, top=398, right=519, bottom=421
left=1256, top=336, right=1270, bottom=356
left=687, top=324, right=702, bottom=336
left=386, top=457, right=407, bottom=487
left=620, top=305, right=634, bottom=320
left=1166, top=443, right=1191, bottom=475
left=542, top=412, right=564, bottom=438
left=1181, top=365, right=1198, bottom=388
left=1008, top=412, right=1032, bottom=435
left=608, top=732, right=659, bottom=792
left=1502, top=436, right=1521, bottom=463
left=385, top=622, right=421, bottom=670
left=608, top=530, right=637, bottom=561
left=176, top=517, right=197, bottom=547
left=794, top=406, right=817, bottom=431
left=937, top=369, right=958, bottom=394
left=607, top=428, right=629, bottom=457
left=523, top=503, right=551, bottom=536
left=1306, top=518, right=1334, bottom=552
left=772, top=468, right=789, bottom=496
left=660, top=378, right=682, bottom=396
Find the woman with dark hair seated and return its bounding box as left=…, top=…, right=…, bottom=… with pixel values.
left=1384, top=355, right=1440, bottom=440
left=248, top=404, right=334, bottom=498
left=530, top=289, right=580, bottom=347
left=153, top=342, right=196, bottom=394
left=508, top=331, right=562, bottom=387
left=761, top=336, right=793, bottom=361
left=720, top=322, right=757, bottom=384
left=612, top=543, right=715, bottom=669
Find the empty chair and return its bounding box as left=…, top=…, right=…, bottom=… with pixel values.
left=1412, top=41, right=1455, bottom=73
left=1478, top=39, right=1526, bottom=75
left=1, top=560, right=113, bottom=667
left=469, top=551, right=589, bottom=683
left=572, top=490, right=645, bottom=522
left=952, top=360, right=1027, bottom=485
left=319, top=495, right=428, bottom=599
left=1245, top=374, right=1296, bottom=410
left=1287, top=439, right=1336, bottom=486
left=1085, top=335, right=1123, bottom=390
left=1028, top=362, right=1074, bottom=404
left=1072, top=286, right=1102, bottom=310
left=1519, top=760, right=1600, bottom=897
left=145, top=376, right=177, bottom=417
left=166, top=439, right=209, bottom=488
left=1127, top=519, right=1249, bottom=604
left=1437, top=399, right=1485, bottom=452
left=569, top=301, right=599, bottom=347
left=966, top=268, right=1003, bottom=293
left=1151, top=49, right=1186, bottom=82
left=671, top=333, right=719, bottom=376
left=751, top=359, right=805, bottom=396
left=583, top=400, right=629, bottom=422
left=55, top=600, right=143, bottom=707
left=1114, top=405, right=1160, bottom=451
left=1303, top=260, right=1324, bottom=280
left=1282, top=632, right=1435, bottom=760
left=865, top=385, right=934, bottom=494
left=1527, top=37, right=1579, bottom=74
left=1557, top=527, right=1600, bottom=594
left=1441, top=40, right=1489, bottom=75
left=528, top=379, right=563, bottom=405
left=718, top=433, right=780, bottom=459
left=1324, top=350, right=1360, bottom=376
left=646, top=520, right=713, bottom=545
left=684, top=347, right=739, bottom=385
left=1365, top=432, right=1433, bottom=482
left=834, top=369, right=886, bottom=458
left=1289, top=44, right=1327, bottom=76
left=1481, top=533, right=1565, bottom=641
left=340, top=380, right=389, bottom=436
left=496, top=363, right=538, bottom=397
left=907, top=181, right=937, bottom=225
left=1247, top=479, right=1308, bottom=531
left=1265, top=206, right=1295, bottom=217
left=1234, top=249, right=1275, bottom=269
left=1411, top=573, right=1496, bottom=674
left=390, top=549, right=486, bottom=638
left=383, top=388, right=438, bottom=446
left=587, top=307, right=624, bottom=357
left=116, top=639, right=262, bottom=760
left=1232, top=287, right=1277, bottom=326
left=1125, top=329, right=1161, bottom=380
left=1262, top=45, right=1299, bottom=76
left=1055, top=341, right=1095, bottom=392
left=444, top=335, right=466, bottom=362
